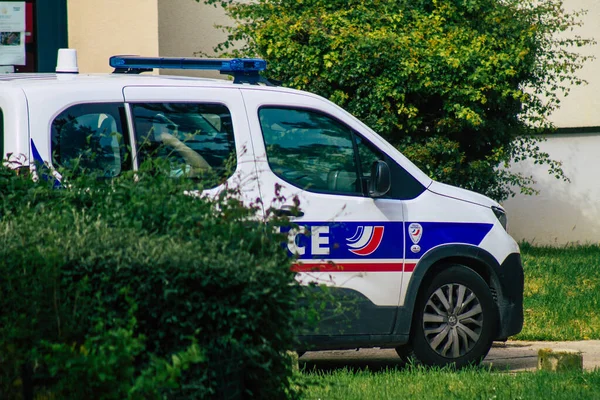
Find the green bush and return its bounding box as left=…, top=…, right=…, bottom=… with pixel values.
left=0, top=165, right=303, bottom=399
left=203, top=0, right=593, bottom=200
left=32, top=312, right=207, bottom=400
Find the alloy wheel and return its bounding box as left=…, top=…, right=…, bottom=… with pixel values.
left=422, top=283, right=484, bottom=359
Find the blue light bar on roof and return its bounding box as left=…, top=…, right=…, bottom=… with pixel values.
left=109, top=55, right=266, bottom=73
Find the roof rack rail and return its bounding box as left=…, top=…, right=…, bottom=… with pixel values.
left=109, top=55, right=270, bottom=85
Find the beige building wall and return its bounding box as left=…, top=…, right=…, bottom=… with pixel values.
left=504, top=1, right=600, bottom=245
left=67, top=0, right=160, bottom=73
left=548, top=0, right=600, bottom=128
left=503, top=133, right=600, bottom=245
left=157, top=0, right=234, bottom=78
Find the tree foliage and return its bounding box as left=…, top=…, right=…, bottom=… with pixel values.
left=202, top=0, right=593, bottom=200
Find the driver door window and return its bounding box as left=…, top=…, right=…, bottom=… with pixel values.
left=259, top=107, right=361, bottom=195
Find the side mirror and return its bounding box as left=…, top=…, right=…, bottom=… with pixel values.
left=369, top=160, right=391, bottom=198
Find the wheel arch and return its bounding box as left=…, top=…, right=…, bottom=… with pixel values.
left=393, top=244, right=503, bottom=337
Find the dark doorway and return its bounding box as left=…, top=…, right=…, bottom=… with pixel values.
left=9, top=0, right=68, bottom=72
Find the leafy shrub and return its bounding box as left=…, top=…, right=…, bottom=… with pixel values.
left=203, top=0, right=593, bottom=200
left=33, top=312, right=206, bottom=400
left=0, top=165, right=303, bottom=399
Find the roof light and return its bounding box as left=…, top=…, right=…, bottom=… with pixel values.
left=56, top=48, right=79, bottom=73
left=108, top=55, right=267, bottom=84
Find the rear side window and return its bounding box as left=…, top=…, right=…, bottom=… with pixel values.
left=51, top=103, right=130, bottom=177
left=130, top=103, right=236, bottom=182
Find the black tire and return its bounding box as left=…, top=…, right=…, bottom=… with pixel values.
left=411, top=265, right=498, bottom=368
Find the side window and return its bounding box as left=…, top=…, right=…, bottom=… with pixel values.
left=355, top=134, right=384, bottom=189
left=259, top=107, right=361, bottom=195
left=51, top=103, right=130, bottom=177
left=130, top=103, right=236, bottom=182
left=355, top=134, right=426, bottom=200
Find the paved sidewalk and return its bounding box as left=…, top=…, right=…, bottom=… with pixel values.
left=300, top=341, right=600, bottom=372
left=486, top=341, right=600, bottom=371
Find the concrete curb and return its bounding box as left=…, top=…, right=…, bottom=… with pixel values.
left=486, top=340, right=600, bottom=371
left=299, top=341, right=600, bottom=372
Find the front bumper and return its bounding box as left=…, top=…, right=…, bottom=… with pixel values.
left=494, top=252, right=524, bottom=339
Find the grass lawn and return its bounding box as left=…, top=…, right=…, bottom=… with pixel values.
left=302, top=366, right=600, bottom=399
left=302, top=245, right=600, bottom=399
left=516, top=244, right=600, bottom=340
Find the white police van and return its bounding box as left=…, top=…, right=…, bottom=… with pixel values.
left=0, top=50, right=523, bottom=367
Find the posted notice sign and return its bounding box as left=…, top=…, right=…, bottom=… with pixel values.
left=0, top=2, right=25, bottom=65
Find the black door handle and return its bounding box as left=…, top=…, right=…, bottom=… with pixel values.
left=273, top=206, right=304, bottom=217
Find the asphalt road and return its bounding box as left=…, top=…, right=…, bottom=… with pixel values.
left=300, top=341, right=600, bottom=372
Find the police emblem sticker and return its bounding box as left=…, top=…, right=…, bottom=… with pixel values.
left=408, top=223, right=423, bottom=245
left=411, top=244, right=421, bottom=254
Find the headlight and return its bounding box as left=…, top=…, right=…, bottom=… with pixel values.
left=492, top=206, right=507, bottom=230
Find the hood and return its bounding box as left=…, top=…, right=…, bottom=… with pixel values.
left=427, top=181, right=501, bottom=209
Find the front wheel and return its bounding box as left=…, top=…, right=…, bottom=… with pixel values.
left=411, top=265, right=498, bottom=368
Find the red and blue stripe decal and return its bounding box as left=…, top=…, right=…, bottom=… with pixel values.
left=347, top=226, right=385, bottom=256
left=291, top=261, right=415, bottom=273
left=285, top=221, right=493, bottom=273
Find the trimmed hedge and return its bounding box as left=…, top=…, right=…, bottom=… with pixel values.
left=0, top=166, right=303, bottom=399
